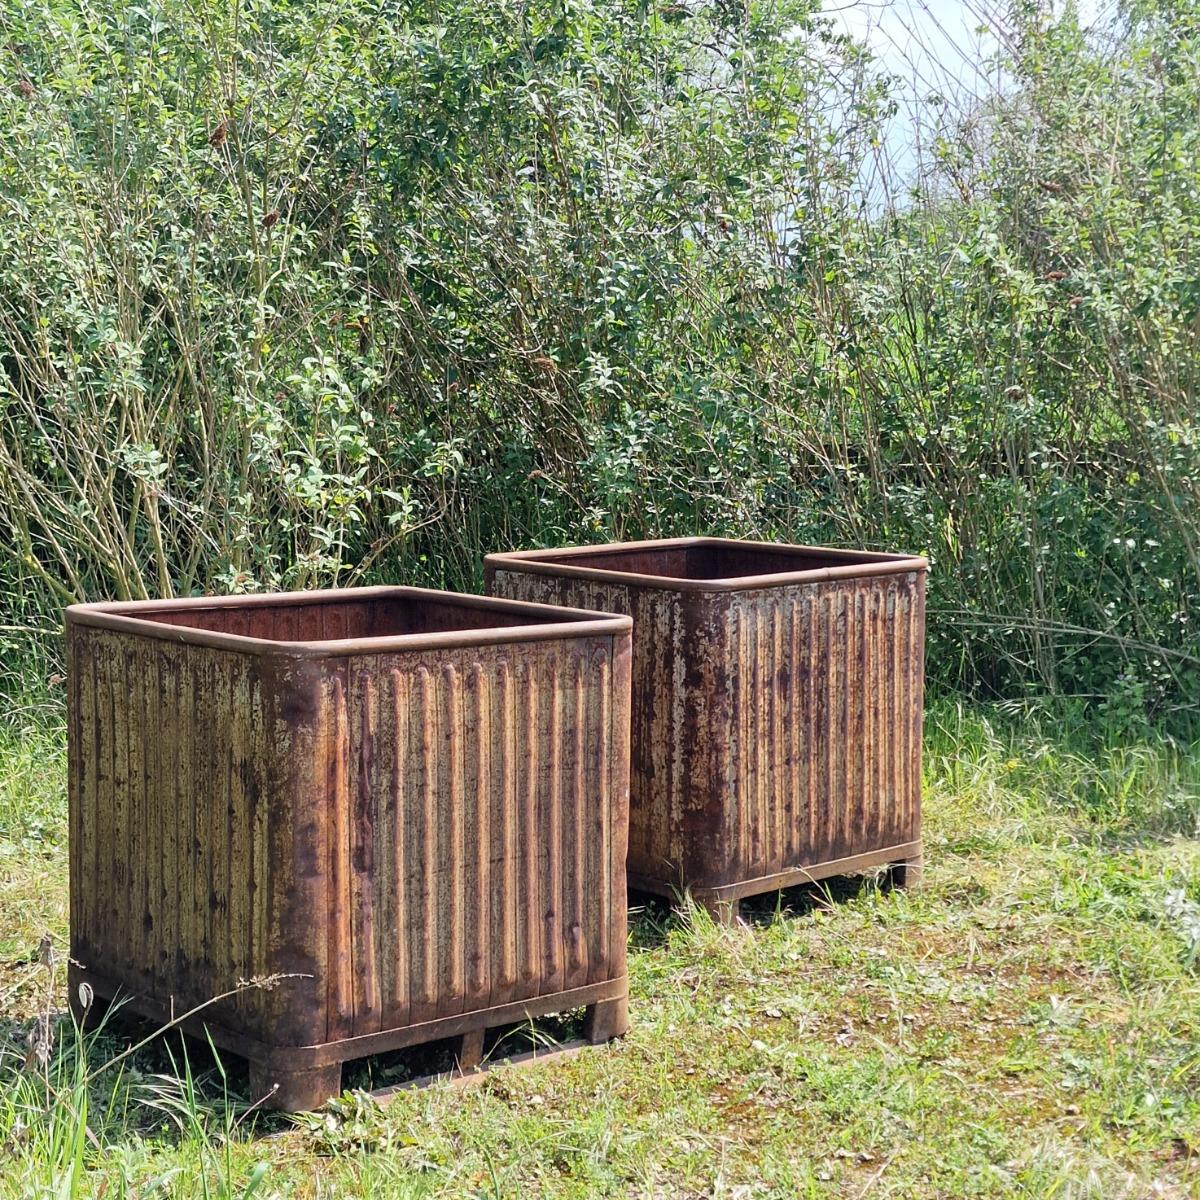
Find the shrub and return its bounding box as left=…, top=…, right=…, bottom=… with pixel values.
left=0, top=0, right=1196, bottom=716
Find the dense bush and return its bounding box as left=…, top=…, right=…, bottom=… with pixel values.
left=0, top=0, right=1196, bottom=716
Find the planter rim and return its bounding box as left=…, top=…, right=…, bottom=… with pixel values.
left=65, top=584, right=631, bottom=658
left=485, top=536, right=928, bottom=593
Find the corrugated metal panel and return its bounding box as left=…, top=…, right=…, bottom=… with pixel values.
left=339, top=640, right=624, bottom=1037
left=68, top=629, right=286, bottom=1032
left=715, top=575, right=923, bottom=882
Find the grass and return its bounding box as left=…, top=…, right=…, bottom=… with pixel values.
left=0, top=698, right=1198, bottom=1198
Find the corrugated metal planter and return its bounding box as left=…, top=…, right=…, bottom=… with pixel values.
left=67, top=587, right=632, bottom=1110
left=485, top=538, right=927, bottom=922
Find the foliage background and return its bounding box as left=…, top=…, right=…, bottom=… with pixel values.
left=1, top=0, right=1197, bottom=719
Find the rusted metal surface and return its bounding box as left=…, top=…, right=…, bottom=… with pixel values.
left=66, top=586, right=632, bottom=1110
left=485, top=537, right=927, bottom=919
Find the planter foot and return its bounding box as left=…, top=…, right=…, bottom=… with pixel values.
left=249, top=1061, right=342, bottom=1112
left=583, top=995, right=629, bottom=1044
left=889, top=850, right=923, bottom=891
left=456, top=1028, right=485, bottom=1072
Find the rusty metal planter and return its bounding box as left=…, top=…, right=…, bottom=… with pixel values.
left=485, top=538, right=927, bottom=922
left=66, top=586, right=632, bottom=1109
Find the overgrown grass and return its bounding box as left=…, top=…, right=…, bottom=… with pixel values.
left=0, top=703, right=1197, bottom=1198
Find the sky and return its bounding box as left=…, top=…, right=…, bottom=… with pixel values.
left=825, top=0, right=1114, bottom=89
left=822, top=0, right=1117, bottom=182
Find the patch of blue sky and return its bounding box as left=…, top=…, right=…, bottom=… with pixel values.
left=820, top=0, right=1117, bottom=193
